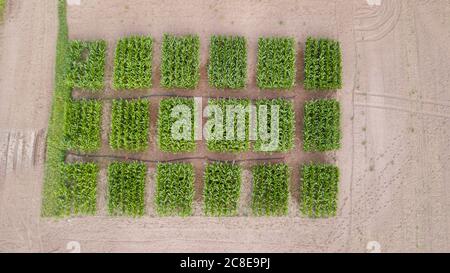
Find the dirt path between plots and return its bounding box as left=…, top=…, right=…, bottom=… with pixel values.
left=0, top=0, right=449, bottom=253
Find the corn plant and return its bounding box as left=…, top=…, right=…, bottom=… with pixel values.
left=55, top=163, right=99, bottom=216
left=304, top=37, right=342, bottom=90
left=206, top=98, right=250, bottom=153
left=203, top=162, right=242, bottom=216
left=107, top=162, right=147, bottom=217
left=155, top=163, right=195, bottom=216
left=110, top=99, right=150, bottom=152
left=300, top=164, right=339, bottom=218
left=63, top=99, right=102, bottom=152
left=303, top=99, right=341, bottom=152
left=257, top=37, right=296, bottom=90
left=157, top=97, right=196, bottom=153
left=252, top=163, right=290, bottom=216
left=254, top=98, right=295, bottom=152
left=113, top=36, right=153, bottom=90
left=208, top=35, right=247, bottom=89
left=160, top=34, right=200, bottom=89
left=66, top=40, right=106, bottom=91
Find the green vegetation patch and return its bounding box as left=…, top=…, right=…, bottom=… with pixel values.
left=257, top=37, right=296, bottom=90
left=66, top=40, right=106, bottom=91
left=110, top=99, right=150, bottom=152
left=208, top=35, right=247, bottom=89
left=155, top=163, right=195, bottom=216
left=157, top=97, right=196, bottom=153
left=113, top=36, right=153, bottom=90
left=160, top=34, right=200, bottom=89
left=300, top=164, right=339, bottom=218
left=203, top=162, right=242, bottom=216
left=0, top=0, right=6, bottom=21
left=254, top=98, right=295, bottom=152
left=252, top=163, right=290, bottom=216
left=55, top=163, right=99, bottom=216
left=303, top=99, right=340, bottom=152
left=107, top=162, right=147, bottom=217
left=304, top=37, right=342, bottom=90
left=206, top=98, right=250, bottom=153
left=63, top=99, right=102, bottom=152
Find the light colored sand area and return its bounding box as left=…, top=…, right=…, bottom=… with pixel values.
left=0, top=0, right=448, bottom=252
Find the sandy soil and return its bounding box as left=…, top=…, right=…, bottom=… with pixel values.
left=0, top=0, right=449, bottom=252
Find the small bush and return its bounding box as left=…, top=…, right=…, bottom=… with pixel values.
left=206, top=98, right=250, bottom=153
left=203, top=162, right=242, bottom=216
left=257, top=37, right=296, bottom=90
left=63, top=99, right=102, bottom=152
left=160, top=34, right=200, bottom=89
left=304, top=37, right=342, bottom=90
left=110, top=99, right=150, bottom=152
left=113, top=36, right=153, bottom=90
left=107, top=162, right=147, bottom=217
left=55, top=163, right=99, bottom=216
left=303, top=99, right=340, bottom=152
left=66, top=40, right=106, bottom=91
left=252, top=163, right=290, bottom=216
left=157, top=97, right=196, bottom=153
left=208, top=35, right=247, bottom=89
left=155, top=163, right=195, bottom=216
left=300, top=164, right=339, bottom=218
left=254, top=98, right=295, bottom=152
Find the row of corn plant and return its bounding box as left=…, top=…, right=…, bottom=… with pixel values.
left=208, top=35, right=247, bottom=89
left=113, top=36, right=153, bottom=90
left=63, top=99, right=102, bottom=152
left=110, top=99, right=150, bottom=152
left=66, top=40, right=106, bottom=91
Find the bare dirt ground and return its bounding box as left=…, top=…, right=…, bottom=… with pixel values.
left=0, top=0, right=449, bottom=252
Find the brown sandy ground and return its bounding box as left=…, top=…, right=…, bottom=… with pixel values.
left=0, top=0, right=448, bottom=252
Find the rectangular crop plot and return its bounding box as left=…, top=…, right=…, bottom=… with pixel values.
left=155, top=163, right=195, bottom=216
left=254, top=98, right=295, bottom=152
left=257, top=37, right=296, bottom=90
left=208, top=35, right=247, bottom=89
left=300, top=164, right=339, bottom=218
left=304, top=37, right=342, bottom=90
left=206, top=98, right=250, bottom=153
left=252, top=163, right=290, bottom=216
left=203, top=162, right=242, bottom=216
left=107, top=162, right=147, bottom=217
left=160, top=34, right=200, bottom=89
left=303, top=99, right=341, bottom=152
left=157, top=97, right=196, bottom=153
left=64, top=99, right=102, bottom=152
left=55, top=163, right=99, bottom=216
left=66, top=40, right=106, bottom=91
left=113, top=36, right=153, bottom=90
left=110, top=99, right=150, bottom=152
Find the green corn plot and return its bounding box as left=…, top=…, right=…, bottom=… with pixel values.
left=110, top=99, right=150, bottom=152
left=66, top=40, right=106, bottom=91
left=206, top=98, right=250, bottom=153
left=208, top=35, right=247, bottom=89
left=303, top=99, right=341, bottom=152
left=155, top=163, right=195, bottom=216
left=252, top=163, right=290, bottom=216
left=254, top=98, right=295, bottom=152
left=55, top=163, right=98, bottom=216
left=203, top=162, right=242, bottom=216
left=160, top=34, right=200, bottom=89
left=113, top=36, right=153, bottom=90
left=63, top=99, right=102, bottom=152
left=257, top=37, right=296, bottom=90
left=157, top=97, right=196, bottom=153
left=300, top=164, right=339, bottom=218
left=304, top=37, right=342, bottom=90
left=107, top=162, right=147, bottom=217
